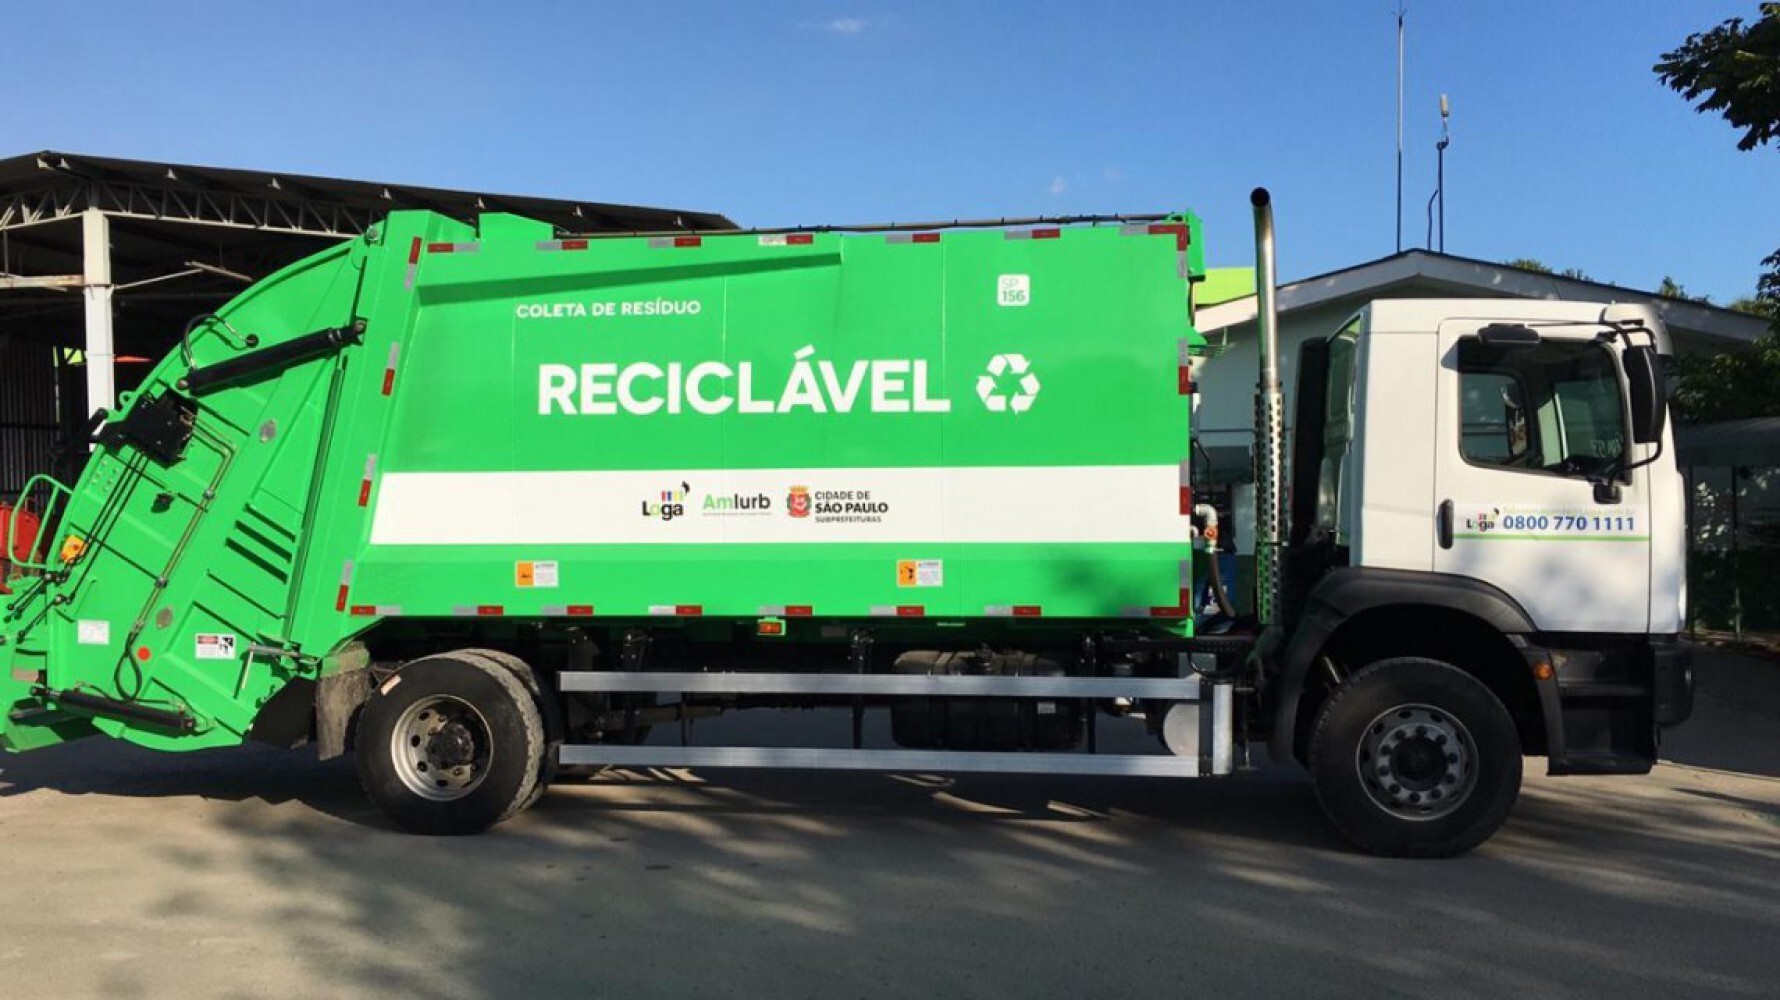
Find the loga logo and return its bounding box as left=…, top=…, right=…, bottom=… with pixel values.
left=788, top=486, right=812, bottom=518
left=1464, top=508, right=1500, bottom=533
left=642, top=482, right=691, bottom=521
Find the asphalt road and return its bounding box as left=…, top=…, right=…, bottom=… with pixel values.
left=1, top=648, right=1775, bottom=1000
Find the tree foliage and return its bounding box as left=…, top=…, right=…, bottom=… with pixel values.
left=1658, top=6, right=1780, bottom=423
left=1672, top=333, right=1780, bottom=424
left=1655, top=4, right=1780, bottom=152
left=1502, top=258, right=1592, bottom=281
left=1658, top=276, right=1711, bottom=303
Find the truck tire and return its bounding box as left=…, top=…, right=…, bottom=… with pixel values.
left=1309, top=657, right=1521, bottom=858
left=356, top=652, right=545, bottom=835
left=453, top=648, right=561, bottom=811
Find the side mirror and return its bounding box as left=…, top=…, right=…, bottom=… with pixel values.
left=1623, top=344, right=1667, bottom=445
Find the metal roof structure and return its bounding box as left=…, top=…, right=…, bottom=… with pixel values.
left=0, top=150, right=734, bottom=500
left=1195, top=249, right=1772, bottom=349
left=1678, top=417, right=1780, bottom=468
left=0, top=149, right=732, bottom=350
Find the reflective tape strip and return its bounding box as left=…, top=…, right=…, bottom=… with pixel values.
left=758, top=233, right=815, bottom=246
left=537, top=239, right=589, bottom=252
left=759, top=604, right=816, bottom=617
left=1179, top=461, right=1192, bottom=515
left=885, top=233, right=940, bottom=244
left=336, top=560, right=353, bottom=612
left=381, top=343, right=401, bottom=396
left=870, top=605, right=925, bottom=617
left=349, top=604, right=402, bottom=617
left=358, top=454, right=378, bottom=507
left=1126, top=584, right=1193, bottom=619
left=452, top=605, right=505, bottom=617
left=426, top=242, right=480, bottom=254
left=1118, top=222, right=1189, bottom=249
left=1004, top=228, right=1061, bottom=240
left=403, top=237, right=421, bottom=288
left=648, top=604, right=702, bottom=616
left=648, top=236, right=702, bottom=249
left=541, top=604, right=596, bottom=616
left=984, top=605, right=1043, bottom=617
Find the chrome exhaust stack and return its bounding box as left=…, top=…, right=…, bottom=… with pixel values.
left=1250, top=188, right=1285, bottom=628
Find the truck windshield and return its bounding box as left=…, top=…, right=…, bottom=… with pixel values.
left=1457, top=338, right=1627, bottom=480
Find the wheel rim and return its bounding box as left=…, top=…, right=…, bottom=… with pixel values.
left=1355, top=703, right=1477, bottom=821
left=390, top=695, right=494, bottom=802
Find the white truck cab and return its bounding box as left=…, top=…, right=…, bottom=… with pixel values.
left=1329, top=300, right=1684, bottom=635
left=1261, top=292, right=1694, bottom=855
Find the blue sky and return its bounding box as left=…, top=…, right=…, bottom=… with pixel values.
left=8, top=1, right=1774, bottom=303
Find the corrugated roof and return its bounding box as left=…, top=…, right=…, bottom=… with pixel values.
left=3, top=150, right=734, bottom=233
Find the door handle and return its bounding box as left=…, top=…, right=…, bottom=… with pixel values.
left=1437, top=499, right=1454, bottom=550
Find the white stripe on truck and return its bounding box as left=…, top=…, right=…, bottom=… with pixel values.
left=368, top=465, right=1185, bottom=546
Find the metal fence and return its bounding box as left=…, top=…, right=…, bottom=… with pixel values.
left=0, top=337, right=59, bottom=505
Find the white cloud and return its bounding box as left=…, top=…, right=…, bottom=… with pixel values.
left=827, top=16, right=867, bottom=35
left=1048, top=176, right=1067, bottom=196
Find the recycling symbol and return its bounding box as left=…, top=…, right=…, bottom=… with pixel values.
left=977, top=354, right=1042, bottom=413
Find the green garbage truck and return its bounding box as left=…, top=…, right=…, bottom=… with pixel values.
left=0, top=190, right=1692, bottom=856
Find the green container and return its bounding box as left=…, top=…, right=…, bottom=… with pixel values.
left=0, top=210, right=1205, bottom=752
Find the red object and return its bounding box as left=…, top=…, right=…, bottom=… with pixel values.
left=1147, top=223, right=1190, bottom=250
left=0, top=503, right=42, bottom=593
left=1149, top=587, right=1194, bottom=619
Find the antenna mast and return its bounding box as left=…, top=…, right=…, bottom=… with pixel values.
left=1395, top=4, right=1406, bottom=254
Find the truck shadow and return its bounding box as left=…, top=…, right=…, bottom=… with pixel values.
left=2, top=650, right=1776, bottom=998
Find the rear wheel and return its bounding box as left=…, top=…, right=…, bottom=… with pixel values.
left=453, top=648, right=560, bottom=810
left=356, top=652, right=545, bottom=835
left=1309, top=657, right=1522, bottom=858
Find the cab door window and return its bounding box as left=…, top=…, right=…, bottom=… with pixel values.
left=1456, top=338, right=1627, bottom=480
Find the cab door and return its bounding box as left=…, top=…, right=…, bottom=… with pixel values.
left=1431, top=321, right=1650, bottom=633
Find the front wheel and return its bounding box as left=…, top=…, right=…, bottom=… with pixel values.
left=1309, top=657, right=1522, bottom=858
left=356, top=652, right=546, bottom=835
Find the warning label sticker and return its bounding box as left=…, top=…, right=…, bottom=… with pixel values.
left=516, top=560, right=560, bottom=588
left=194, top=633, right=237, bottom=660
left=896, top=559, right=944, bottom=588
left=77, top=620, right=111, bottom=646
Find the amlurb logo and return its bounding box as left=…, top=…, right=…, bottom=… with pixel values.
left=642, top=482, right=690, bottom=521
left=788, top=486, right=812, bottom=518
